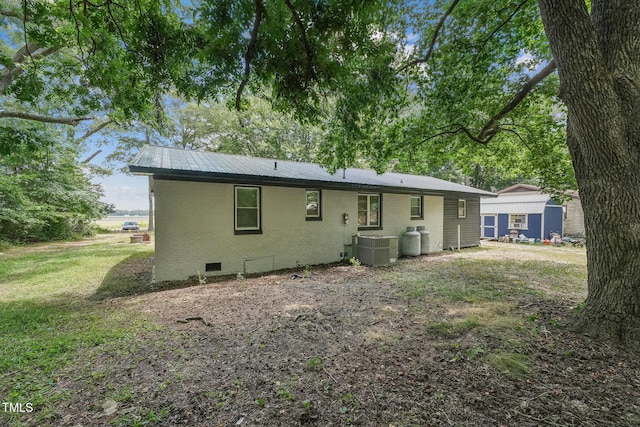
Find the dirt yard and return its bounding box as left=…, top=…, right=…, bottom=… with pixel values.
left=38, top=243, right=640, bottom=426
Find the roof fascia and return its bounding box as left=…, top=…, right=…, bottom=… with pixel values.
left=129, top=165, right=494, bottom=197
left=147, top=172, right=451, bottom=196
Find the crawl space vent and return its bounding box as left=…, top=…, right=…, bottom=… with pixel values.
left=205, top=262, right=222, bottom=272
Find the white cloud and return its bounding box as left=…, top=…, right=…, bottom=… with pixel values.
left=95, top=173, right=149, bottom=210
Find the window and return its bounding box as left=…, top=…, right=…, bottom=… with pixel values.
left=235, top=186, right=261, bottom=233
left=305, top=190, right=322, bottom=221
left=457, top=199, right=467, bottom=218
left=509, top=214, right=528, bottom=229
left=410, top=196, right=423, bottom=219
left=358, top=194, right=381, bottom=228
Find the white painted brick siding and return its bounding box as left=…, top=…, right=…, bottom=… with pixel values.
left=153, top=179, right=444, bottom=281
left=563, top=198, right=585, bottom=236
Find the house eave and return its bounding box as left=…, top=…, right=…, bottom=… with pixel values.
left=130, top=166, right=478, bottom=197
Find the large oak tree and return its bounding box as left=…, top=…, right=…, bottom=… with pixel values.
left=393, top=0, right=639, bottom=347
left=536, top=1, right=640, bottom=346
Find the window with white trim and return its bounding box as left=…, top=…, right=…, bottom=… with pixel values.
left=235, top=186, right=261, bottom=233
left=457, top=199, right=467, bottom=218
left=509, top=214, right=528, bottom=229
left=306, top=190, right=321, bottom=220
left=358, top=194, right=381, bottom=228
left=410, top=196, right=423, bottom=219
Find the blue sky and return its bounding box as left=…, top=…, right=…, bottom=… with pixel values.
left=86, top=144, right=149, bottom=211
left=97, top=170, right=148, bottom=211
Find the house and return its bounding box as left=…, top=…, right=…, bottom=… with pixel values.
left=561, top=191, right=585, bottom=237
left=128, top=145, right=495, bottom=281
left=480, top=183, right=583, bottom=241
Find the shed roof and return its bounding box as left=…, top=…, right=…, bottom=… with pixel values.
left=128, top=145, right=495, bottom=197
left=497, top=183, right=540, bottom=194
left=480, top=194, right=558, bottom=215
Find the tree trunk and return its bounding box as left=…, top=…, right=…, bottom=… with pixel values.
left=537, top=0, right=640, bottom=347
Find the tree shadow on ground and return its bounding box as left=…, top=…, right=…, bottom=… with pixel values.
left=91, top=253, right=206, bottom=300
left=91, top=253, right=354, bottom=301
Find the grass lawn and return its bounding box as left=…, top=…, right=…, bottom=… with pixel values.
left=0, top=234, right=154, bottom=426
left=1, top=238, right=638, bottom=426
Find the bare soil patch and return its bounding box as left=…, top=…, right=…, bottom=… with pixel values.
left=38, top=244, right=640, bottom=426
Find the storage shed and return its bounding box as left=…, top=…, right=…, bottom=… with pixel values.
left=480, top=193, right=564, bottom=241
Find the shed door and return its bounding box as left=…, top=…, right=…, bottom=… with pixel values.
left=481, top=215, right=497, bottom=239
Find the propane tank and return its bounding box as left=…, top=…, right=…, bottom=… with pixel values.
left=416, top=226, right=431, bottom=254
left=401, top=226, right=421, bottom=256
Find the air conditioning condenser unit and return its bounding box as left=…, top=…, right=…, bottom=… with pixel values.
left=354, top=235, right=398, bottom=267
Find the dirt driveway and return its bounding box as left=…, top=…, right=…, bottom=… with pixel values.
left=51, top=243, right=639, bottom=426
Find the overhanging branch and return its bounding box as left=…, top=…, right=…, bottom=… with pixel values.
left=1, top=9, right=26, bottom=20
left=414, top=60, right=557, bottom=146
left=415, top=125, right=473, bottom=145
left=0, top=45, right=60, bottom=95
left=283, top=0, right=316, bottom=81
left=77, top=119, right=114, bottom=140
left=235, top=0, right=264, bottom=111
left=12, top=42, right=40, bottom=63
left=400, top=0, right=461, bottom=72
left=477, top=60, right=557, bottom=141
left=0, top=110, right=93, bottom=125
left=475, top=0, right=532, bottom=57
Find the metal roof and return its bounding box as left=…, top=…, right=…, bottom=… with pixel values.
left=480, top=194, right=559, bottom=215
left=128, top=145, right=496, bottom=197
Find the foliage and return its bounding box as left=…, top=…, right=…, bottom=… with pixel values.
left=187, top=96, right=325, bottom=161
left=101, top=94, right=327, bottom=172
left=490, top=352, right=530, bottom=380
left=1, top=0, right=405, bottom=143
left=304, top=357, right=322, bottom=372
left=164, top=95, right=326, bottom=161
left=110, top=209, right=150, bottom=216
left=0, top=124, right=109, bottom=243
left=361, top=0, right=577, bottom=192
left=3, top=0, right=573, bottom=191
left=0, top=0, right=193, bottom=127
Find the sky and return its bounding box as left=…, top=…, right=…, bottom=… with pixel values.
left=98, top=171, right=149, bottom=211
left=87, top=145, right=149, bottom=211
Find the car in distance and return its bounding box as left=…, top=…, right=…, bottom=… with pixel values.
left=121, top=221, right=140, bottom=231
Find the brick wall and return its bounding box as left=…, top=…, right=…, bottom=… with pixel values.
left=153, top=179, right=444, bottom=281
left=563, top=198, right=585, bottom=236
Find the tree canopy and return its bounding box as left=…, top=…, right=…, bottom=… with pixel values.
left=103, top=95, right=327, bottom=170
left=0, top=122, right=110, bottom=244
left=1, top=0, right=573, bottom=190
left=1, top=0, right=404, bottom=143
